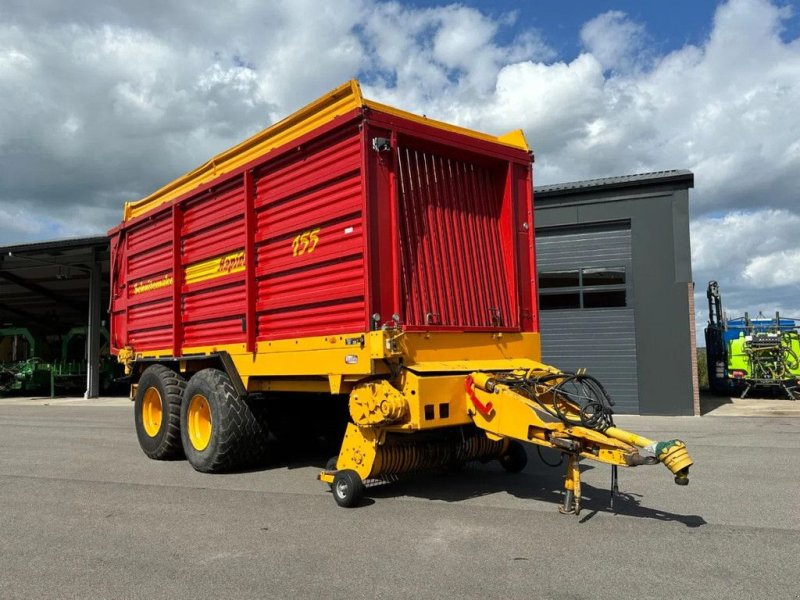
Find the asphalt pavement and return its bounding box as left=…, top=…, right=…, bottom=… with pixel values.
left=0, top=399, right=798, bottom=600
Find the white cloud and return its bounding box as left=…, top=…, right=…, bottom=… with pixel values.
left=0, top=0, right=799, bottom=339
left=0, top=2, right=371, bottom=246
left=743, top=251, right=800, bottom=287
left=359, top=2, right=553, bottom=110
left=691, top=210, right=800, bottom=277
left=692, top=209, right=800, bottom=332
left=580, top=10, right=648, bottom=72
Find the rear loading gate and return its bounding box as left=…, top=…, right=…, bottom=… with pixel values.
left=110, top=107, right=535, bottom=361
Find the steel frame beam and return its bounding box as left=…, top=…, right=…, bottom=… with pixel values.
left=0, top=270, right=84, bottom=313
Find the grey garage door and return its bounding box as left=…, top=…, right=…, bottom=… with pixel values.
left=535, top=222, right=639, bottom=413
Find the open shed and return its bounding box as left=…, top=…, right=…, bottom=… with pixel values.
left=0, top=236, right=109, bottom=397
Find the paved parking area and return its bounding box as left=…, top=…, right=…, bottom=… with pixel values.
left=0, top=400, right=798, bottom=599
left=700, top=393, right=800, bottom=417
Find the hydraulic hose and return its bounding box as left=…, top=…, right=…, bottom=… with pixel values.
left=494, top=371, right=616, bottom=432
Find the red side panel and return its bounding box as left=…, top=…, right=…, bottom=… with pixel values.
left=180, top=183, right=247, bottom=348
left=118, top=216, right=174, bottom=351
left=394, top=143, right=518, bottom=330
left=111, top=121, right=368, bottom=353
left=253, top=125, right=367, bottom=339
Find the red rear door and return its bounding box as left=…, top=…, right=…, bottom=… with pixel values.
left=394, top=140, right=522, bottom=331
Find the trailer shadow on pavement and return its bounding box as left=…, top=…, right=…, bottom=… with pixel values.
left=246, top=439, right=707, bottom=528
left=367, top=466, right=707, bottom=528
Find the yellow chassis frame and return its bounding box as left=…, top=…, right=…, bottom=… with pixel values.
left=122, top=329, right=692, bottom=514
left=122, top=330, right=542, bottom=396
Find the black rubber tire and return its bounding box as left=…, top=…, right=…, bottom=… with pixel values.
left=332, top=469, right=364, bottom=508
left=180, top=368, right=269, bottom=473
left=134, top=364, right=186, bottom=460
left=499, top=440, right=528, bottom=473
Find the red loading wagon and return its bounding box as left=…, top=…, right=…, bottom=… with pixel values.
left=110, top=80, right=692, bottom=511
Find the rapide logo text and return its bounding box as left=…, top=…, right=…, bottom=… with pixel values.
left=218, top=251, right=245, bottom=274
left=183, top=250, right=247, bottom=285
left=133, top=251, right=247, bottom=293
left=132, top=274, right=173, bottom=295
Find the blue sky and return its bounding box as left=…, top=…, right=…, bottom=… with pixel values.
left=406, top=1, right=720, bottom=56
left=406, top=0, right=800, bottom=61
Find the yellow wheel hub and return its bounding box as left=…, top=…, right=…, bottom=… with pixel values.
left=142, top=387, right=163, bottom=437
left=188, top=394, right=213, bottom=451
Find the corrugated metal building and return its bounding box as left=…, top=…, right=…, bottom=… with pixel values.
left=534, top=170, right=698, bottom=415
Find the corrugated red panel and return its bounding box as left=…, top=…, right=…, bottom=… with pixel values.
left=256, top=258, right=364, bottom=312
left=125, top=218, right=172, bottom=285
left=127, top=218, right=171, bottom=255
left=182, top=281, right=246, bottom=324
left=126, top=248, right=171, bottom=283
left=256, top=299, right=365, bottom=339
left=119, top=213, right=177, bottom=351
left=124, top=281, right=174, bottom=342
left=127, top=322, right=173, bottom=350
left=253, top=128, right=365, bottom=339
left=255, top=175, right=362, bottom=233
left=256, top=213, right=363, bottom=276
left=183, top=317, right=245, bottom=347
left=127, top=299, right=173, bottom=328
left=181, top=186, right=245, bottom=264
left=125, top=281, right=171, bottom=303
left=178, top=187, right=248, bottom=346
left=255, top=131, right=361, bottom=209
left=395, top=146, right=516, bottom=329
left=125, top=297, right=174, bottom=351
left=182, top=218, right=244, bottom=264
left=181, top=183, right=243, bottom=233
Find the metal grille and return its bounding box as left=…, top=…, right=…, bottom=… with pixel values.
left=396, top=146, right=515, bottom=329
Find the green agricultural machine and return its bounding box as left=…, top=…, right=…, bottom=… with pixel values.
left=705, top=281, right=800, bottom=399
left=0, top=326, right=122, bottom=396
left=0, top=328, right=51, bottom=393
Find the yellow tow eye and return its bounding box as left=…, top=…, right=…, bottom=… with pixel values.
left=142, top=388, right=163, bottom=437
left=188, top=394, right=213, bottom=451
